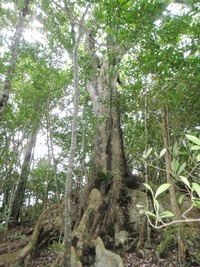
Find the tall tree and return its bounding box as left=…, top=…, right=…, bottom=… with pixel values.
left=84, top=0, right=169, bottom=222
left=63, top=3, right=90, bottom=266
left=9, top=121, right=38, bottom=223
left=0, top=0, right=31, bottom=121
left=1, top=1, right=200, bottom=266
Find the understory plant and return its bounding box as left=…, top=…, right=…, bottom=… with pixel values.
left=138, top=134, right=200, bottom=228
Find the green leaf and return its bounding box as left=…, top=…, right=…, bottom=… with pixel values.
left=173, top=142, right=178, bottom=156
left=143, top=148, right=153, bottom=158
left=154, top=199, right=159, bottom=212
left=159, top=148, right=167, bottom=158
left=154, top=151, right=158, bottom=157
left=192, top=183, right=200, bottom=198
left=145, top=211, right=156, bottom=218
left=159, top=211, right=174, bottom=219
left=178, top=194, right=185, bottom=204
left=177, top=162, right=186, bottom=175
left=182, top=139, right=186, bottom=147
left=193, top=200, right=200, bottom=209
left=191, top=145, right=200, bottom=151
left=179, top=176, right=191, bottom=189
left=196, top=154, right=200, bottom=162
left=143, top=183, right=154, bottom=196
left=171, top=159, right=179, bottom=173
left=155, top=183, right=171, bottom=199
left=186, top=135, right=200, bottom=146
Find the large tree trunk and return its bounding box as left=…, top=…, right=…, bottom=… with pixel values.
left=87, top=65, right=127, bottom=227
left=85, top=31, right=127, bottom=208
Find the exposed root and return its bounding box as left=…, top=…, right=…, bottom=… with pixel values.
left=0, top=202, right=64, bottom=267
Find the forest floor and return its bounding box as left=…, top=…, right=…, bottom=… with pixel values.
left=0, top=226, right=185, bottom=267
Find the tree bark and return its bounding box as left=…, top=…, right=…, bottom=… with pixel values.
left=85, top=31, right=127, bottom=221
left=0, top=0, right=30, bottom=121
left=9, top=122, right=38, bottom=223
left=161, top=107, right=180, bottom=218
left=63, top=3, right=91, bottom=267
left=161, top=106, right=186, bottom=266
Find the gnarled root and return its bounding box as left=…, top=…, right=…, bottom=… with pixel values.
left=0, top=202, right=64, bottom=267
left=93, top=237, right=124, bottom=267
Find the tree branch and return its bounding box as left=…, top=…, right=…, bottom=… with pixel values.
left=146, top=214, right=200, bottom=229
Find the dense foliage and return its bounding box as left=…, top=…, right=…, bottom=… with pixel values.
left=0, top=0, right=199, bottom=226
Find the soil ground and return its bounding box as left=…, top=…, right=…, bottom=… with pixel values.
left=0, top=226, right=183, bottom=267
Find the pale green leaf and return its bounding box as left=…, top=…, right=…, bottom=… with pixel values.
left=155, top=183, right=171, bottom=199
left=182, top=139, right=186, bottom=147
left=180, top=176, right=191, bottom=189
left=159, top=211, right=174, bottom=219
left=171, top=159, right=179, bottom=173
left=145, top=211, right=156, bottom=218
left=193, top=200, right=200, bottom=209
left=143, top=148, right=153, bottom=158
left=154, top=151, right=158, bottom=157
left=196, top=154, right=200, bottom=162
left=186, top=135, right=200, bottom=146
left=154, top=199, right=159, bottom=212
left=173, top=142, right=178, bottom=156
left=192, top=183, right=200, bottom=198
left=178, top=194, right=186, bottom=204
left=159, top=148, right=167, bottom=158
left=177, top=162, right=186, bottom=175
left=143, top=183, right=154, bottom=196
left=191, top=145, right=200, bottom=151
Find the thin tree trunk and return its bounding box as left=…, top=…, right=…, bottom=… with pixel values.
left=43, top=101, right=53, bottom=210
left=50, top=138, right=60, bottom=203
left=161, top=106, right=186, bottom=266
left=9, top=123, right=38, bottom=223
left=161, top=107, right=180, bottom=218
left=0, top=160, right=14, bottom=213
left=63, top=4, right=90, bottom=267
left=43, top=97, right=61, bottom=208
left=0, top=0, right=30, bottom=121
